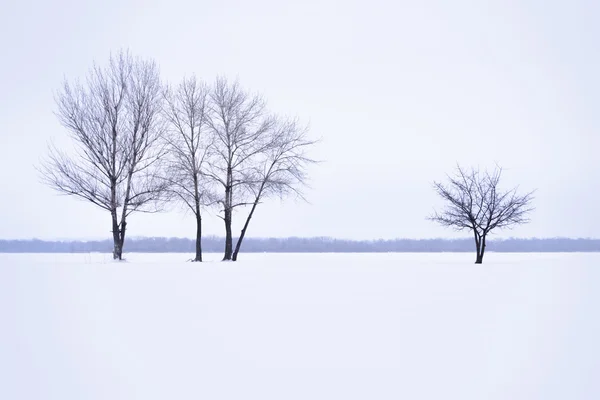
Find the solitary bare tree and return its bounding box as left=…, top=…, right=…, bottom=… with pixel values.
left=162, top=76, right=212, bottom=262
left=38, top=50, right=168, bottom=260
left=204, top=78, right=275, bottom=261
left=231, top=118, right=317, bottom=261
left=429, top=165, right=535, bottom=264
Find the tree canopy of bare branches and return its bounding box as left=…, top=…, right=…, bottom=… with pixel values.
left=429, top=165, right=535, bottom=264
left=38, top=50, right=168, bottom=260
left=162, top=76, right=211, bottom=261
left=204, top=78, right=317, bottom=261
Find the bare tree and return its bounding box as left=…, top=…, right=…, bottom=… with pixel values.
left=38, top=50, right=168, bottom=260
left=429, top=165, right=535, bottom=264
left=162, top=76, right=212, bottom=262
left=204, top=78, right=317, bottom=261
left=204, top=78, right=274, bottom=261
left=231, top=118, right=317, bottom=261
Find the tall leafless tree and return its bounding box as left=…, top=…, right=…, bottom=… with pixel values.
left=38, top=50, right=168, bottom=260
left=231, top=118, right=317, bottom=261
left=204, top=78, right=317, bottom=261
left=162, top=76, right=212, bottom=262
left=204, top=78, right=274, bottom=261
left=429, top=165, right=535, bottom=264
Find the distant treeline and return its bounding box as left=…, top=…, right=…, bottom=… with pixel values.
left=1, top=237, right=599, bottom=253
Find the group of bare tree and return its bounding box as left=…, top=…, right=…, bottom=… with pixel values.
left=39, top=50, right=316, bottom=262
left=39, top=50, right=536, bottom=265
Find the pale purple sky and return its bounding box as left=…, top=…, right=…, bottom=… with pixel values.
left=0, top=0, right=599, bottom=240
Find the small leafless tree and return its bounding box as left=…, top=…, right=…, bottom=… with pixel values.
left=38, top=50, right=168, bottom=260
left=429, top=165, right=535, bottom=264
left=231, top=118, right=317, bottom=261
left=205, top=78, right=317, bottom=261
left=162, top=76, right=212, bottom=262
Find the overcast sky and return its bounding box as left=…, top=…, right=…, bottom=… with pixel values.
left=0, top=0, right=598, bottom=241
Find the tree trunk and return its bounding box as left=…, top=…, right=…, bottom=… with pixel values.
left=478, top=235, right=487, bottom=264
left=222, top=167, right=233, bottom=261
left=232, top=200, right=259, bottom=261
left=473, top=230, right=482, bottom=264
left=223, top=208, right=233, bottom=261
left=117, top=220, right=127, bottom=261
left=194, top=212, right=202, bottom=262
left=111, top=212, right=122, bottom=260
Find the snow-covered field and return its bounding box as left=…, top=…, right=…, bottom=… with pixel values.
left=1, top=252, right=599, bottom=400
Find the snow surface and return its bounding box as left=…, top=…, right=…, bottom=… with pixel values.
left=1, top=252, right=600, bottom=400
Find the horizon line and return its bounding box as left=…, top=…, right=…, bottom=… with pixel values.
left=2, top=236, right=600, bottom=242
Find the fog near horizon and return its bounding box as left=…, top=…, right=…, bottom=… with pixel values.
left=1, top=0, right=599, bottom=241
